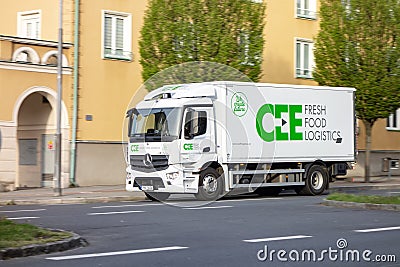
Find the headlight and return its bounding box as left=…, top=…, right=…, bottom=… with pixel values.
left=166, top=172, right=179, bottom=180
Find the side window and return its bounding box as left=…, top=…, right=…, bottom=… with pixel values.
left=184, top=110, right=207, bottom=139
left=195, top=111, right=207, bottom=136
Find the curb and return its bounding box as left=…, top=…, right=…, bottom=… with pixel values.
left=0, top=195, right=146, bottom=206
left=323, top=199, right=400, bottom=212
left=0, top=229, right=88, bottom=260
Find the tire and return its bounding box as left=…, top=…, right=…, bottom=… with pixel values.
left=144, top=192, right=170, bottom=201
left=296, top=165, right=328, bottom=196
left=195, top=167, right=223, bottom=201
left=255, top=187, right=282, bottom=196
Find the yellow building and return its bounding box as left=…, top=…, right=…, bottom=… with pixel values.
left=0, top=0, right=75, bottom=189
left=0, top=0, right=399, bottom=189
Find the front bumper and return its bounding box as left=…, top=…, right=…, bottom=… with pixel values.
left=126, top=165, right=199, bottom=194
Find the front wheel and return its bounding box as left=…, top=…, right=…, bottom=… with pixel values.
left=296, top=165, right=328, bottom=195
left=195, top=168, right=223, bottom=201
left=144, top=192, right=170, bottom=201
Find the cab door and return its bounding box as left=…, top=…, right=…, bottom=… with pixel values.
left=181, top=106, right=216, bottom=164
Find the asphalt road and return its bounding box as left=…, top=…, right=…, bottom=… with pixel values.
left=1, top=191, right=399, bottom=267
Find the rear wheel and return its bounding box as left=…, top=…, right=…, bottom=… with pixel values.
left=144, top=192, right=170, bottom=201
left=296, top=165, right=328, bottom=195
left=195, top=168, right=223, bottom=201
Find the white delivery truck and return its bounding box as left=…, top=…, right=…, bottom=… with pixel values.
left=125, top=82, right=355, bottom=201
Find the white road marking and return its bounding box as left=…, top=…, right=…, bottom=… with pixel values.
left=46, top=246, right=189, bottom=261
left=8, top=217, right=40, bottom=220
left=0, top=209, right=46, bottom=213
left=93, top=197, right=284, bottom=209
left=88, top=210, right=145, bottom=216
left=45, top=203, right=84, bottom=206
left=354, top=226, right=400, bottom=233
left=92, top=203, right=162, bottom=209
left=183, top=205, right=233, bottom=210
left=92, top=197, right=284, bottom=209
left=243, top=235, right=312, bottom=243
left=219, top=197, right=283, bottom=203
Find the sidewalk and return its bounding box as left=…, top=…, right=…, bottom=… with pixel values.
left=0, top=185, right=146, bottom=206
left=329, top=176, right=400, bottom=192
left=0, top=177, right=399, bottom=206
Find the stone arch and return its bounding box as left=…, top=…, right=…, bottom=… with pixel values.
left=14, top=87, right=69, bottom=188
left=41, top=50, right=69, bottom=67
left=13, top=86, right=69, bottom=128
left=12, top=46, right=40, bottom=64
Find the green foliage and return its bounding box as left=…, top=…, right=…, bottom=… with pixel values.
left=314, top=0, right=400, bottom=124
left=0, top=218, right=72, bottom=249
left=139, top=0, right=266, bottom=90
left=327, top=193, right=400, bottom=205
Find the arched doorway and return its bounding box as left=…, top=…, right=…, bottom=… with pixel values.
left=15, top=87, right=69, bottom=188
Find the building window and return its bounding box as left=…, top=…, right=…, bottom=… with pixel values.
left=18, top=10, right=41, bottom=39
left=387, top=108, right=400, bottom=130
left=295, top=39, right=314, bottom=79
left=296, top=0, right=317, bottom=20
left=102, top=11, right=132, bottom=61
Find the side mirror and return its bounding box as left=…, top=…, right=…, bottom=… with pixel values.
left=126, top=109, right=135, bottom=137
left=126, top=108, right=138, bottom=118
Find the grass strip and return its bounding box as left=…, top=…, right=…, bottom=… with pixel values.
left=327, top=193, right=400, bottom=205
left=0, top=217, right=72, bottom=249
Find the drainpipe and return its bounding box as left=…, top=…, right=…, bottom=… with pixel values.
left=69, top=0, right=80, bottom=187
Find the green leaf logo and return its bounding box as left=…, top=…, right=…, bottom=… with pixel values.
left=231, top=92, right=248, bottom=117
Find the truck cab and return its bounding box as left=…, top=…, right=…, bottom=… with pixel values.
left=126, top=83, right=222, bottom=201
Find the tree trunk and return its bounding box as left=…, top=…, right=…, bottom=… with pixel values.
left=364, top=120, right=373, bottom=183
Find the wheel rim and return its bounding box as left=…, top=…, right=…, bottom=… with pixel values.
left=311, top=171, right=324, bottom=190
left=202, top=174, right=218, bottom=194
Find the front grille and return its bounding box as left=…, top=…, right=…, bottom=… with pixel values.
left=134, top=177, right=165, bottom=189
left=130, top=154, right=169, bottom=172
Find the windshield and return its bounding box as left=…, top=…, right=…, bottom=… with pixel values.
left=129, top=108, right=182, bottom=142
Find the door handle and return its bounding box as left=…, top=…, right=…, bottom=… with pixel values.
left=203, top=147, right=210, bottom=152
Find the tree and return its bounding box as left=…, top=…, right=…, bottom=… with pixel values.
left=314, top=0, right=400, bottom=182
left=139, top=0, right=266, bottom=90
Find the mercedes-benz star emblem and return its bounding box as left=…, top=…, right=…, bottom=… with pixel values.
left=143, top=153, right=153, bottom=167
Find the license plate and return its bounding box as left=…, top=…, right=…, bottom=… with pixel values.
left=141, top=185, right=154, bottom=191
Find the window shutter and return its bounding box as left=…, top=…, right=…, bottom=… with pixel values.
left=296, top=42, right=301, bottom=75
left=303, top=43, right=310, bottom=75
left=116, top=18, right=124, bottom=55
left=104, top=16, right=112, bottom=55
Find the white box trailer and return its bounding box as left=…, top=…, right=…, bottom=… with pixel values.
left=126, top=82, right=355, bottom=201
